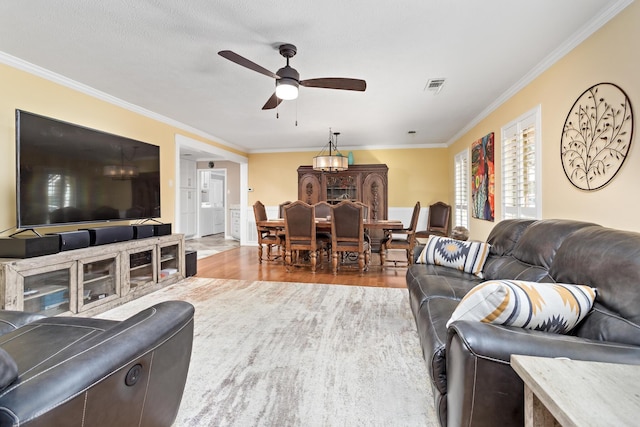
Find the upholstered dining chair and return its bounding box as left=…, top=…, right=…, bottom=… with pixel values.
left=278, top=201, right=292, bottom=218
left=416, top=201, right=452, bottom=240
left=253, top=200, right=282, bottom=263
left=380, top=201, right=421, bottom=267
left=354, top=201, right=370, bottom=221
left=283, top=201, right=318, bottom=273
left=314, top=201, right=332, bottom=219
left=330, top=201, right=370, bottom=275
left=354, top=201, right=372, bottom=245
left=313, top=201, right=333, bottom=262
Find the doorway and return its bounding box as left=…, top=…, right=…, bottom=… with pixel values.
left=175, top=134, right=248, bottom=245
left=198, top=169, right=226, bottom=236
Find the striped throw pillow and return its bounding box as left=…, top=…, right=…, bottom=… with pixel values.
left=446, top=280, right=597, bottom=334
left=417, top=235, right=490, bottom=277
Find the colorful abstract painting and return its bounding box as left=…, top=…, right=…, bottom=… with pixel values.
left=471, top=132, right=495, bottom=221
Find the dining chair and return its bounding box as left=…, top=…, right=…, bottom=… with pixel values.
left=283, top=201, right=318, bottom=273
left=354, top=201, right=372, bottom=245
left=416, top=201, right=452, bottom=239
left=278, top=201, right=292, bottom=218
left=380, top=201, right=421, bottom=267
left=330, top=201, right=370, bottom=275
left=313, top=201, right=333, bottom=262
left=354, top=201, right=370, bottom=221
left=314, top=201, right=332, bottom=219
left=253, top=200, right=282, bottom=263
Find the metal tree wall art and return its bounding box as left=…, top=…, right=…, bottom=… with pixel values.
left=561, top=82, right=634, bottom=191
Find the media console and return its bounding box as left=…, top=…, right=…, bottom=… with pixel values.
left=0, top=223, right=173, bottom=258
left=0, top=233, right=185, bottom=317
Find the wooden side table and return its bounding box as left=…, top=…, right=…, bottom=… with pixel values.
left=511, top=354, right=640, bottom=427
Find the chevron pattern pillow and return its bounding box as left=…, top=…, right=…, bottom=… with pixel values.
left=446, top=280, right=597, bottom=334
left=417, top=235, right=491, bottom=277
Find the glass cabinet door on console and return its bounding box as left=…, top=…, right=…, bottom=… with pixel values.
left=1, top=234, right=184, bottom=318
left=78, top=253, right=120, bottom=312
left=17, top=262, right=76, bottom=316
left=159, top=242, right=182, bottom=282
left=126, top=247, right=156, bottom=292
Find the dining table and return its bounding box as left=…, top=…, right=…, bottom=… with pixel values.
left=256, top=218, right=404, bottom=232
left=256, top=218, right=405, bottom=269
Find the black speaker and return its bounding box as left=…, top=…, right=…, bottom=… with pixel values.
left=84, top=226, right=134, bottom=246
left=132, top=225, right=154, bottom=239
left=49, top=230, right=90, bottom=251
left=153, top=223, right=172, bottom=236
left=0, top=236, right=60, bottom=258
left=185, top=250, right=197, bottom=277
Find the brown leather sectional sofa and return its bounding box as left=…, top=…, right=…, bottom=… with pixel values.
left=406, top=219, right=640, bottom=426
left=0, top=301, right=194, bottom=426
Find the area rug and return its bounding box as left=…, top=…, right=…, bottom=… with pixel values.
left=97, top=278, right=437, bottom=426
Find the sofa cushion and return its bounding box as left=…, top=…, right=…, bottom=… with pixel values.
left=0, top=348, right=17, bottom=391
left=551, top=226, right=640, bottom=345
left=446, top=280, right=596, bottom=334
left=483, top=256, right=554, bottom=282
left=486, top=219, right=535, bottom=256
left=417, top=236, right=491, bottom=278
left=511, top=219, right=599, bottom=269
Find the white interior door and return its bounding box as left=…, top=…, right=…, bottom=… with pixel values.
left=198, top=170, right=225, bottom=236
left=211, top=178, right=225, bottom=234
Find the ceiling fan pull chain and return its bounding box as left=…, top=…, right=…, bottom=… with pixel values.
left=295, top=98, right=298, bottom=126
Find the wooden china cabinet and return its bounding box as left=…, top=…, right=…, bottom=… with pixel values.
left=297, top=164, right=389, bottom=249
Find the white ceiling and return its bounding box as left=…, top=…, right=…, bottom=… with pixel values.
left=0, top=0, right=631, bottom=156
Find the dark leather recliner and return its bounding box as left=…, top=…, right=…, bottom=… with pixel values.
left=0, top=300, right=194, bottom=427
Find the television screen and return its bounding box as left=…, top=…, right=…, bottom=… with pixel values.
left=16, top=110, right=161, bottom=228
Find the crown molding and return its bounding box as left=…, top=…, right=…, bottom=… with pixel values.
left=0, top=51, right=248, bottom=154
left=248, top=142, right=448, bottom=154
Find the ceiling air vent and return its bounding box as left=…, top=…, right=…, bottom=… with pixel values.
left=424, top=78, right=446, bottom=94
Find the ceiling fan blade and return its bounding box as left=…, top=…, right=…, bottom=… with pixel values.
left=262, top=93, right=283, bottom=110
left=218, top=50, right=279, bottom=79
left=300, top=78, right=367, bottom=92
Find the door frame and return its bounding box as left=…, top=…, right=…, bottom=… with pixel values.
left=175, top=134, right=249, bottom=245
left=197, top=168, right=227, bottom=237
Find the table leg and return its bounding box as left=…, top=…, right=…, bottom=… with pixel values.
left=524, top=385, right=561, bottom=427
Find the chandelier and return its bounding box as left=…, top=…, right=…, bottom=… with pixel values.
left=313, top=129, right=348, bottom=172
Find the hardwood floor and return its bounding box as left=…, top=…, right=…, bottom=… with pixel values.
left=196, top=246, right=409, bottom=288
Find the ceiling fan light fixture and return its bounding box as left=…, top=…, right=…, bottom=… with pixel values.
left=275, top=78, right=299, bottom=100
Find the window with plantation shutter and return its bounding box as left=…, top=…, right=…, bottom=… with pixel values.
left=501, top=106, right=541, bottom=219
left=454, top=149, right=469, bottom=228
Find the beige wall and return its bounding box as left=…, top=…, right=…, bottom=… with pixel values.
left=448, top=1, right=640, bottom=240
left=248, top=147, right=450, bottom=208
left=0, top=62, right=241, bottom=234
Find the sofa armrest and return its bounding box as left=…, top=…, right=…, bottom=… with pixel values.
left=445, top=321, right=640, bottom=427
left=413, top=244, right=425, bottom=263
left=0, top=301, right=195, bottom=427
left=449, top=320, right=640, bottom=363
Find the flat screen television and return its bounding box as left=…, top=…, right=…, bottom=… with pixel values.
left=16, top=110, right=161, bottom=228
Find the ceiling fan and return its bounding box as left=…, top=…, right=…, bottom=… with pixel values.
left=218, top=44, right=367, bottom=110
